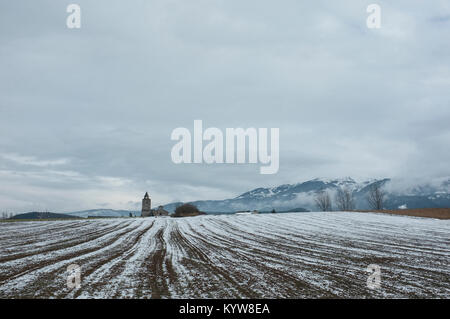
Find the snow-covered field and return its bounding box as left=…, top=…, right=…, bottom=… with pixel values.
left=0, top=212, right=449, bottom=298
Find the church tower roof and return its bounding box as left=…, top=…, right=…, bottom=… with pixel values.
left=144, top=192, right=149, bottom=199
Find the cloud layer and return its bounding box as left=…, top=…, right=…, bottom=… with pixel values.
left=0, top=1, right=449, bottom=212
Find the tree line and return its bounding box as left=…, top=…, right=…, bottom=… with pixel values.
left=1, top=212, right=16, bottom=220
left=315, top=183, right=386, bottom=211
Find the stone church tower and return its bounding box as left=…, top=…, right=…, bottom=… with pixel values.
left=141, top=192, right=151, bottom=217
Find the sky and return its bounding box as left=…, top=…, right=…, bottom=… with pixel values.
left=0, top=1, right=449, bottom=213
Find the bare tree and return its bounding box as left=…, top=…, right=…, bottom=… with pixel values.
left=335, top=187, right=355, bottom=211
left=367, top=183, right=385, bottom=210
left=315, top=191, right=332, bottom=211
left=1, top=212, right=12, bottom=220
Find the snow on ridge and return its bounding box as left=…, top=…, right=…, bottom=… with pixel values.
left=235, top=177, right=382, bottom=200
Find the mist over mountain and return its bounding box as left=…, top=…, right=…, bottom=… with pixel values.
left=162, top=177, right=450, bottom=213
left=62, top=177, right=450, bottom=217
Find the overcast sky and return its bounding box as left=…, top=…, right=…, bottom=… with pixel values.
left=1, top=1, right=449, bottom=213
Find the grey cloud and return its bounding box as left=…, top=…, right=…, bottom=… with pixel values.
left=0, top=1, right=449, bottom=212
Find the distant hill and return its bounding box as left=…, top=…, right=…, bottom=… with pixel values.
left=10, top=212, right=80, bottom=220
left=65, top=209, right=138, bottom=218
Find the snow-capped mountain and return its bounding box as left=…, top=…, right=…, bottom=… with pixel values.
left=163, top=177, right=450, bottom=213
left=63, top=178, right=450, bottom=216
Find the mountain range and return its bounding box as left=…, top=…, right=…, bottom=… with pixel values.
left=162, top=177, right=450, bottom=213
left=63, top=177, right=450, bottom=217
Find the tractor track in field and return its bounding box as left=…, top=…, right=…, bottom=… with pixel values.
left=0, top=212, right=449, bottom=298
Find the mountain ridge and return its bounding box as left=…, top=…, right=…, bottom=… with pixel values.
left=162, top=177, right=450, bottom=213
left=63, top=177, right=450, bottom=217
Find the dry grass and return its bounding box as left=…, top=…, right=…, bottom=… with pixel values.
left=361, top=208, right=450, bottom=220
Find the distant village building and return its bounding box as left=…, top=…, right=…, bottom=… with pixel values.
left=141, top=192, right=152, bottom=217
left=153, top=205, right=169, bottom=217
left=235, top=209, right=259, bottom=215
left=141, top=192, right=169, bottom=217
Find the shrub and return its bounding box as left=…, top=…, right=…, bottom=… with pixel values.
left=173, top=203, right=204, bottom=217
